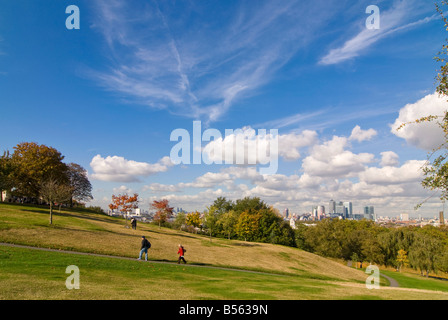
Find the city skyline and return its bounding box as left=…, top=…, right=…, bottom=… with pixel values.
left=1, top=1, right=447, bottom=217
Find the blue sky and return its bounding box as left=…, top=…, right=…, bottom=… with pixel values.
left=1, top=0, right=448, bottom=217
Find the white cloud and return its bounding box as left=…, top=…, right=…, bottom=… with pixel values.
left=391, top=92, right=448, bottom=150
left=278, top=130, right=318, bottom=161
left=90, top=155, right=174, bottom=182
left=201, top=127, right=317, bottom=164
left=301, top=136, right=375, bottom=178
left=380, top=151, right=399, bottom=167
left=142, top=183, right=180, bottom=193
left=359, top=160, right=425, bottom=185
left=180, top=171, right=233, bottom=189
left=113, top=185, right=134, bottom=194
left=349, top=125, right=377, bottom=142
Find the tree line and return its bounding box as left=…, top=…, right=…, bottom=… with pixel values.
left=147, top=196, right=296, bottom=247
left=145, top=195, right=448, bottom=276
left=295, top=218, right=448, bottom=277
left=0, top=142, right=93, bottom=224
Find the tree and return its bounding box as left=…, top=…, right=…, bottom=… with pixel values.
left=351, top=252, right=360, bottom=269
left=435, top=1, right=448, bottom=98
left=66, top=163, right=93, bottom=206
left=396, top=249, right=410, bottom=272
left=10, top=142, right=67, bottom=199
left=151, top=199, right=174, bottom=228
left=218, top=210, right=239, bottom=239
left=109, top=193, right=139, bottom=227
left=39, top=177, right=73, bottom=224
left=203, top=206, right=219, bottom=242
left=233, top=197, right=268, bottom=214
left=396, top=2, right=448, bottom=206
left=211, top=197, right=234, bottom=214
left=186, top=211, right=201, bottom=233
left=0, top=150, right=14, bottom=195
left=235, top=211, right=260, bottom=241
left=172, top=212, right=186, bottom=230
left=409, top=233, right=443, bottom=277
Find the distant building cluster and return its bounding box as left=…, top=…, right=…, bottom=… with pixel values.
left=283, top=199, right=376, bottom=229
left=283, top=200, right=447, bottom=229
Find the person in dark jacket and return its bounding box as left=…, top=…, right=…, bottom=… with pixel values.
left=138, top=236, right=151, bottom=261
left=177, top=244, right=187, bottom=264
left=131, top=218, right=137, bottom=230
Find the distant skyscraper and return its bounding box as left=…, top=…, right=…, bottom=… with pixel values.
left=343, top=201, right=353, bottom=219
left=364, top=206, right=374, bottom=220
left=312, top=206, right=318, bottom=220
left=329, top=200, right=336, bottom=214
left=317, top=205, right=325, bottom=220
left=335, top=202, right=345, bottom=218
left=284, top=208, right=289, bottom=219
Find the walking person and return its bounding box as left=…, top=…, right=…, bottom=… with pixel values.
left=138, top=236, right=151, bottom=261
left=177, top=244, right=187, bottom=264
left=131, top=218, right=137, bottom=230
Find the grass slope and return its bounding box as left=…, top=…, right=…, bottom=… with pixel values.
left=1, top=203, right=448, bottom=300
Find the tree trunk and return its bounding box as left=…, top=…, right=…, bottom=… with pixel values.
left=49, top=202, right=53, bottom=225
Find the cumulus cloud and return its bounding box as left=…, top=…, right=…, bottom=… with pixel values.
left=201, top=127, right=317, bottom=165
left=90, top=155, right=174, bottom=182
left=349, top=125, right=377, bottom=142
left=278, top=130, right=318, bottom=161
left=142, top=183, right=181, bottom=193
left=391, top=92, right=448, bottom=150
left=301, top=136, right=375, bottom=178
left=380, top=151, right=399, bottom=167
left=359, top=160, right=425, bottom=185
left=113, top=185, right=134, bottom=194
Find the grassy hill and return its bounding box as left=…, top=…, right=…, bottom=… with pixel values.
left=1, top=202, right=448, bottom=300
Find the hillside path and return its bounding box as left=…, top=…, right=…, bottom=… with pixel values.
left=347, top=260, right=399, bottom=288
left=0, top=242, right=287, bottom=277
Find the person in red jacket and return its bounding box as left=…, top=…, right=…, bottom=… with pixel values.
left=177, top=244, right=187, bottom=264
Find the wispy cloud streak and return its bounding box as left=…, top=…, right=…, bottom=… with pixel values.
left=88, top=0, right=337, bottom=122
left=319, top=1, right=438, bottom=65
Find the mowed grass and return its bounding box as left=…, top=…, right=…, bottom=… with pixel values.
left=1, top=245, right=448, bottom=300
left=0, top=203, right=365, bottom=281
left=0, top=245, right=336, bottom=300
left=1, top=202, right=448, bottom=300
left=380, top=270, right=448, bottom=293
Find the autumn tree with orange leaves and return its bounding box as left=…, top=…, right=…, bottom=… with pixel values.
left=109, top=193, right=139, bottom=227
left=151, top=199, right=174, bottom=228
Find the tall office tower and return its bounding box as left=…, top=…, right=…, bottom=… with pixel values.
left=440, top=211, right=445, bottom=225
left=343, top=202, right=353, bottom=219
left=329, top=200, right=336, bottom=214
left=317, top=205, right=325, bottom=220
left=335, top=202, right=345, bottom=218
left=312, top=206, right=318, bottom=220
left=364, top=206, right=375, bottom=220
left=284, top=208, right=289, bottom=219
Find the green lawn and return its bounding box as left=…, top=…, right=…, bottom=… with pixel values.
left=381, top=270, right=448, bottom=293
left=0, top=245, right=347, bottom=300
left=1, top=202, right=448, bottom=300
